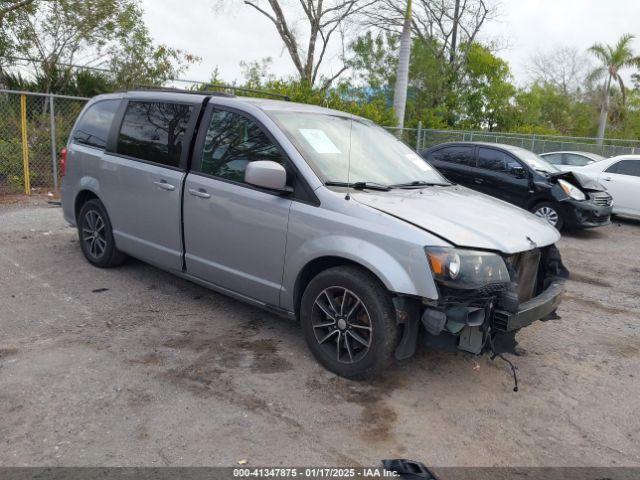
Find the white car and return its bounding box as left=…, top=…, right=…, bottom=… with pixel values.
left=539, top=151, right=606, bottom=171
left=578, top=155, right=640, bottom=218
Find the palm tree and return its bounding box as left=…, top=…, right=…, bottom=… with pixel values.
left=392, top=0, right=412, bottom=129
left=588, top=34, right=640, bottom=143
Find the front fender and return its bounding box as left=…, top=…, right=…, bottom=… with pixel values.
left=281, top=234, right=438, bottom=312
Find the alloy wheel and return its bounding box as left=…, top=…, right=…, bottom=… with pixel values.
left=82, top=210, right=107, bottom=259
left=311, top=287, right=373, bottom=364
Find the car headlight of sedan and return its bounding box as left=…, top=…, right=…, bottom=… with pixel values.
left=425, top=247, right=510, bottom=289
left=558, top=179, right=586, bottom=201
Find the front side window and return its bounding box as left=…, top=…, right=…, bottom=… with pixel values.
left=477, top=148, right=522, bottom=174
left=269, top=111, right=449, bottom=186
left=117, top=101, right=192, bottom=167
left=199, top=110, right=286, bottom=183
left=431, top=146, right=476, bottom=167
left=606, top=160, right=640, bottom=177
left=72, top=99, right=120, bottom=149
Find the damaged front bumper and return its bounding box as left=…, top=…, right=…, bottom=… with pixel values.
left=393, top=244, right=569, bottom=359
left=493, top=278, right=565, bottom=332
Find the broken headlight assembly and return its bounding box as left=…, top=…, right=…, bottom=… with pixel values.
left=425, top=247, right=510, bottom=289
left=558, top=179, right=586, bottom=201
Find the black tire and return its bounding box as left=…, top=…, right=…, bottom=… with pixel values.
left=300, top=266, right=399, bottom=380
left=531, top=202, right=564, bottom=230
left=77, top=198, right=126, bottom=268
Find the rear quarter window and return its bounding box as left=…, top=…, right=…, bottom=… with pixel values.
left=72, top=99, right=120, bottom=149
left=117, top=101, right=193, bottom=168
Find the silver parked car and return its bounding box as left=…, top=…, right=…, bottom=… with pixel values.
left=61, top=89, right=568, bottom=379
left=539, top=151, right=606, bottom=171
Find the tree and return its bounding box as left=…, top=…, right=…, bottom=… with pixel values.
left=588, top=33, right=640, bottom=143
left=393, top=0, right=411, bottom=128
left=457, top=43, right=515, bottom=131
left=237, top=0, right=377, bottom=87
left=526, top=47, right=591, bottom=96
left=364, top=0, right=496, bottom=72
left=3, top=0, right=197, bottom=92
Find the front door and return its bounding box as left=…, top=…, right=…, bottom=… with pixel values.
left=474, top=147, right=530, bottom=207
left=183, top=107, right=292, bottom=306
left=600, top=159, right=640, bottom=216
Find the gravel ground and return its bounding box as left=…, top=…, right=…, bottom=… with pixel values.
left=0, top=199, right=639, bottom=468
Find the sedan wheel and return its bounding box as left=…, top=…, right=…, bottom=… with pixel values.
left=534, top=204, right=560, bottom=227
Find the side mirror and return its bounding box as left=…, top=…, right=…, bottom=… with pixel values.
left=512, top=166, right=526, bottom=178
left=245, top=161, right=290, bottom=192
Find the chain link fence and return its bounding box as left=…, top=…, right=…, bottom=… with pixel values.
left=413, top=127, right=640, bottom=157
left=0, top=89, right=88, bottom=195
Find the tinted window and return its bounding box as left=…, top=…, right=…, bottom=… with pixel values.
left=72, top=100, right=119, bottom=149
left=477, top=148, right=522, bottom=174
left=606, top=160, right=640, bottom=177
left=117, top=101, right=192, bottom=167
left=564, top=154, right=592, bottom=166
left=200, top=109, right=286, bottom=183
left=431, top=146, right=475, bottom=166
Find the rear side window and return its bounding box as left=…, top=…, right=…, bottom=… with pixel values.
left=72, top=99, right=119, bottom=149
left=542, top=153, right=563, bottom=165
left=199, top=109, right=286, bottom=184
left=564, top=154, right=592, bottom=166
left=431, top=146, right=475, bottom=166
left=606, top=160, right=640, bottom=177
left=477, top=148, right=522, bottom=173
left=117, top=101, right=193, bottom=167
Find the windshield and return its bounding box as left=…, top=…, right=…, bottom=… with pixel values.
left=516, top=149, right=560, bottom=173
left=269, top=111, right=449, bottom=186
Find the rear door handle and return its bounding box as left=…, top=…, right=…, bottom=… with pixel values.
left=602, top=176, right=612, bottom=181
left=474, top=178, right=484, bottom=184
left=188, top=188, right=211, bottom=199
left=154, top=180, right=175, bottom=191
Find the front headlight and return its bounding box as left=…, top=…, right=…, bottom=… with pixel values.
left=425, top=247, right=510, bottom=289
left=558, top=179, right=586, bottom=201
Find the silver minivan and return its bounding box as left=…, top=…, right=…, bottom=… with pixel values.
left=61, top=89, right=568, bottom=379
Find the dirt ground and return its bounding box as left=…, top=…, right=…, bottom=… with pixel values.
left=1, top=199, right=639, bottom=468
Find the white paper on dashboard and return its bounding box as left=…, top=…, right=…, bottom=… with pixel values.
left=406, top=153, right=432, bottom=171
left=299, top=129, right=342, bottom=154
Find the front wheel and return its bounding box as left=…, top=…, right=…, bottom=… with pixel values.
left=532, top=202, right=564, bottom=230
left=300, top=266, right=399, bottom=380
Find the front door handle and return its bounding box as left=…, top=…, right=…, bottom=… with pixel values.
left=474, top=178, right=484, bottom=184
left=154, top=180, right=175, bottom=191
left=188, top=188, right=211, bottom=199
left=602, top=176, right=612, bottom=182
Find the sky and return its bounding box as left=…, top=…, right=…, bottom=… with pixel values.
left=141, top=0, right=640, bottom=87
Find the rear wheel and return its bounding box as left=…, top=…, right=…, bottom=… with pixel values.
left=78, top=199, right=126, bottom=268
left=532, top=202, right=564, bottom=230
left=300, top=266, right=399, bottom=380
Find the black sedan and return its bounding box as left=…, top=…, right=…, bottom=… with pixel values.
left=421, top=142, right=613, bottom=230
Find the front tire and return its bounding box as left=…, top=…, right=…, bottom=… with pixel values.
left=532, top=202, right=564, bottom=230
left=77, top=199, right=126, bottom=268
left=300, top=266, right=399, bottom=380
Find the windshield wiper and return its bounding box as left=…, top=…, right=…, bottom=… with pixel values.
left=325, top=181, right=391, bottom=191
left=389, top=180, right=450, bottom=188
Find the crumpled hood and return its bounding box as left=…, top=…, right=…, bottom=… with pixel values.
left=550, top=171, right=605, bottom=191
left=352, top=186, right=560, bottom=254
